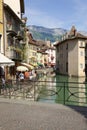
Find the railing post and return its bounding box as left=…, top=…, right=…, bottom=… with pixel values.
left=0, top=85, right=1, bottom=94
left=34, top=81, right=36, bottom=101
left=9, top=87, right=11, bottom=99
left=63, top=82, right=65, bottom=105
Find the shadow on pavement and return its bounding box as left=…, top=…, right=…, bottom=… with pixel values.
left=68, top=105, right=87, bottom=119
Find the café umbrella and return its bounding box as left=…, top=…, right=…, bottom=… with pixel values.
left=21, top=62, right=34, bottom=69
left=16, top=66, right=28, bottom=72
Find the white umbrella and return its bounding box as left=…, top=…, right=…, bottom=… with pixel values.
left=16, top=66, right=28, bottom=72
left=21, top=62, right=34, bottom=69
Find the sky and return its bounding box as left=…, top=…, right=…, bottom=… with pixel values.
left=24, top=0, right=87, bottom=31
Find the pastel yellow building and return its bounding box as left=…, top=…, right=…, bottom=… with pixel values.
left=26, top=32, right=38, bottom=67
left=37, top=50, right=44, bottom=67
left=0, top=0, right=4, bottom=53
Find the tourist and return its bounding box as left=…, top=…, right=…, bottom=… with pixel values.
left=32, top=70, right=38, bottom=81
left=1, top=76, right=5, bottom=89
left=24, top=70, right=29, bottom=79
left=33, top=70, right=37, bottom=78
left=19, top=72, right=24, bottom=82
left=29, top=70, right=33, bottom=80
left=16, top=71, right=19, bottom=80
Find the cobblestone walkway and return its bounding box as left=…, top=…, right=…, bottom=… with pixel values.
left=0, top=98, right=87, bottom=130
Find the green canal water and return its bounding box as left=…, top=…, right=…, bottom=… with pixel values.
left=38, top=74, right=87, bottom=106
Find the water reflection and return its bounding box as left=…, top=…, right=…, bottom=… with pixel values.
left=55, top=75, right=87, bottom=106
left=38, top=75, right=56, bottom=103
left=38, top=74, right=87, bottom=106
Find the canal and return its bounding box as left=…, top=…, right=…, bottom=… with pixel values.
left=38, top=74, right=87, bottom=106
left=0, top=70, right=87, bottom=107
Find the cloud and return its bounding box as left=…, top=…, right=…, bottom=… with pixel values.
left=24, top=0, right=87, bottom=31
left=71, top=0, right=87, bottom=30
left=73, top=0, right=87, bottom=17
left=25, top=8, right=64, bottom=28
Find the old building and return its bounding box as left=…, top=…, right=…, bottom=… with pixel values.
left=4, top=0, right=24, bottom=18
left=0, top=0, right=4, bottom=53
left=3, top=1, right=25, bottom=79
left=26, top=32, right=38, bottom=67
left=45, top=41, right=56, bottom=67
left=55, top=26, right=87, bottom=77
left=36, top=40, right=48, bottom=67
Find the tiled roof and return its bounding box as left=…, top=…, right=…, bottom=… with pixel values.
left=55, top=26, right=87, bottom=46
left=36, top=40, right=48, bottom=49
left=27, top=33, right=38, bottom=46
left=75, top=32, right=87, bottom=38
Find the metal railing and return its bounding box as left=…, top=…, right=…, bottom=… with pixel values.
left=0, top=79, right=87, bottom=106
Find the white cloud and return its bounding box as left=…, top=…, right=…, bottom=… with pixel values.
left=24, top=0, right=87, bottom=31
left=25, top=8, right=64, bottom=28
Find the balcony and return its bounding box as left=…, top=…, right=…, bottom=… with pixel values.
left=6, top=46, right=22, bottom=61
left=6, top=23, right=17, bottom=36
left=16, top=31, right=24, bottom=40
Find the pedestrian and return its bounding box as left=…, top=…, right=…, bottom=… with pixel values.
left=19, top=72, right=24, bottom=82
left=29, top=70, right=33, bottom=80
left=33, top=70, right=37, bottom=78
left=24, top=70, right=29, bottom=79
left=33, top=70, right=38, bottom=81
left=1, top=76, right=5, bottom=89
left=16, top=71, right=19, bottom=80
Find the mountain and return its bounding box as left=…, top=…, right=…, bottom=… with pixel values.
left=28, top=25, right=67, bottom=42
left=28, top=25, right=87, bottom=42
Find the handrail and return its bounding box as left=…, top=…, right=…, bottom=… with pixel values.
left=0, top=79, right=87, bottom=106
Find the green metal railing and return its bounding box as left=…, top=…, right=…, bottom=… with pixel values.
left=0, top=79, right=87, bottom=106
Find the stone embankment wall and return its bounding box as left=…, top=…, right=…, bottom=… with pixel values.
left=36, top=67, right=54, bottom=75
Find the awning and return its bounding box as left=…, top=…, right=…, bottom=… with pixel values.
left=21, top=62, right=34, bottom=69
left=0, top=53, right=15, bottom=66
left=37, top=62, right=43, bottom=67
left=30, top=63, right=37, bottom=67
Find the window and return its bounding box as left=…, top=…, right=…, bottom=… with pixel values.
left=80, top=42, right=83, bottom=47
left=33, top=52, right=36, bottom=56
left=80, top=63, right=83, bottom=69
left=80, top=51, right=83, bottom=56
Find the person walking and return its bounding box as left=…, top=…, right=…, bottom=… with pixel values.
left=24, top=70, right=29, bottom=80
left=1, top=76, right=5, bottom=89
left=19, top=72, right=24, bottom=82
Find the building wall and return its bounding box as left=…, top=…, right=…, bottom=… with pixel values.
left=78, top=40, right=85, bottom=77
left=0, top=0, right=3, bottom=29
left=28, top=44, right=37, bottom=66
left=4, top=0, right=21, bottom=18
left=47, top=48, right=56, bottom=66
left=0, top=0, right=4, bottom=53
left=37, top=52, right=44, bottom=66
left=68, top=39, right=78, bottom=76
left=58, top=42, right=68, bottom=75
left=56, top=39, right=85, bottom=77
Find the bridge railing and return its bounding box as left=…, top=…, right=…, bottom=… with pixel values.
left=0, top=79, right=87, bottom=106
